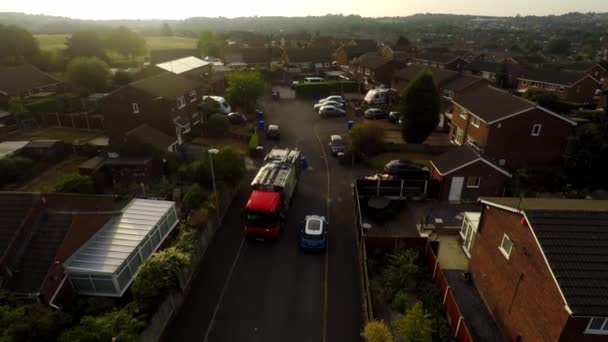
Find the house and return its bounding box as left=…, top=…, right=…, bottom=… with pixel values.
left=465, top=60, right=526, bottom=87
left=410, top=52, right=468, bottom=71
left=283, top=48, right=333, bottom=71
left=99, top=72, right=204, bottom=150
left=430, top=146, right=511, bottom=201
left=282, top=32, right=312, bottom=48
left=334, top=40, right=379, bottom=66
left=557, top=62, right=606, bottom=80
left=516, top=68, right=600, bottom=104
left=223, top=47, right=278, bottom=68
left=467, top=197, right=608, bottom=342
left=149, top=49, right=200, bottom=64
left=134, top=57, right=214, bottom=92
left=449, top=84, right=577, bottom=170
left=350, top=52, right=406, bottom=86
left=0, top=64, right=64, bottom=98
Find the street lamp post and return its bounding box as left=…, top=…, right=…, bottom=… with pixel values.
left=208, top=148, right=220, bottom=223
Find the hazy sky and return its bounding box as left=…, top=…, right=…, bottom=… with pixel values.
left=2, top=0, right=607, bottom=20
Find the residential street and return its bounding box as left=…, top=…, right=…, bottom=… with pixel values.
left=166, top=92, right=364, bottom=342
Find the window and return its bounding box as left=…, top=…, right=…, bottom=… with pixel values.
left=132, top=103, right=139, bottom=114
left=531, top=124, right=542, bottom=136
left=499, top=234, right=513, bottom=259
left=189, top=90, right=197, bottom=102
left=453, top=128, right=464, bottom=145
left=177, top=96, right=186, bottom=109
left=557, top=87, right=565, bottom=93
left=470, top=115, right=481, bottom=128
left=192, top=112, right=200, bottom=125
left=522, top=80, right=528, bottom=86
left=586, top=317, right=608, bottom=335
left=442, top=89, right=454, bottom=99
left=459, top=109, right=469, bottom=120
left=466, top=176, right=480, bottom=188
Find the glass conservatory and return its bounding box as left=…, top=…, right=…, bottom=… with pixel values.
left=64, top=199, right=179, bottom=297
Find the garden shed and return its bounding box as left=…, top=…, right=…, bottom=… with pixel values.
left=64, top=198, right=179, bottom=297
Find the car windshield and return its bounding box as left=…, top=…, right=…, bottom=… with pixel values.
left=246, top=212, right=277, bottom=228
left=332, top=138, right=344, bottom=146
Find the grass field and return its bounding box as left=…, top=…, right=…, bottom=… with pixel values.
left=35, top=34, right=198, bottom=52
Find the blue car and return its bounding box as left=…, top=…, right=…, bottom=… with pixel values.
left=299, top=215, right=328, bottom=252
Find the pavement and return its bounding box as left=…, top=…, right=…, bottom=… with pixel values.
left=166, top=92, right=366, bottom=342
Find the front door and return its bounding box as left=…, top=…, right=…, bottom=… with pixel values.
left=448, top=177, right=464, bottom=201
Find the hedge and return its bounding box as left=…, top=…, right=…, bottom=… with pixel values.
left=24, top=97, right=63, bottom=113
left=295, top=81, right=358, bottom=99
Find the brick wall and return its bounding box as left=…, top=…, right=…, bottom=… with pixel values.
left=434, top=162, right=509, bottom=201
left=469, top=206, right=570, bottom=341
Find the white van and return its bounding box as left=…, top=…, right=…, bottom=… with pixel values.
left=303, top=77, right=325, bottom=83
left=202, top=96, right=232, bottom=114
left=364, top=89, right=390, bottom=105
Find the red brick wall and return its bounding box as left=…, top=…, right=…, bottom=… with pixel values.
left=469, top=206, right=570, bottom=342
left=434, top=161, right=509, bottom=201
left=562, top=77, right=599, bottom=104
left=586, top=65, right=605, bottom=80
left=484, top=108, right=574, bottom=170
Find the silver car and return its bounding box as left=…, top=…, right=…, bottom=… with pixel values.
left=328, top=135, right=346, bottom=155
left=319, top=95, right=346, bottom=104
left=314, top=101, right=343, bottom=112
left=319, top=106, right=346, bottom=118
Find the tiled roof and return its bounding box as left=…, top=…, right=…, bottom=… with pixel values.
left=0, top=65, right=61, bottom=96
left=352, top=52, right=389, bottom=69
left=442, top=75, right=486, bottom=92
left=285, top=48, right=332, bottom=63
left=0, top=192, right=37, bottom=253
left=241, top=47, right=274, bottom=64
left=130, top=72, right=199, bottom=100
left=453, top=85, right=535, bottom=123
left=518, top=68, right=593, bottom=86
left=126, top=124, right=176, bottom=151
left=413, top=52, right=461, bottom=64
left=394, top=65, right=458, bottom=85
left=430, top=146, right=480, bottom=175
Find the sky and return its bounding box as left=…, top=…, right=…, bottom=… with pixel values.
left=2, top=0, right=607, bottom=20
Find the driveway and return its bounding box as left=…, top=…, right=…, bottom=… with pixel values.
left=166, top=96, right=364, bottom=342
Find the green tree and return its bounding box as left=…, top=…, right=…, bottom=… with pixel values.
left=349, top=121, right=385, bottom=155
left=67, top=57, right=110, bottom=94
left=226, top=71, right=266, bottom=114
left=0, top=24, right=40, bottom=65
left=36, top=50, right=68, bottom=72
left=112, top=70, right=133, bottom=86
left=399, top=70, right=440, bottom=143
left=58, top=308, right=143, bottom=342
left=105, top=26, right=146, bottom=57
left=160, top=22, right=173, bottom=36
left=131, top=247, right=189, bottom=314
left=54, top=172, right=95, bottom=194
left=183, top=183, right=206, bottom=210
left=0, top=156, right=33, bottom=186
left=382, top=249, right=419, bottom=295
left=205, top=113, right=230, bottom=138
left=65, top=31, right=107, bottom=60
left=361, top=320, right=393, bottom=342
left=545, top=38, right=571, bottom=55
left=213, top=147, right=245, bottom=186
left=395, top=36, right=411, bottom=49
left=569, top=108, right=608, bottom=190
left=495, top=61, right=509, bottom=89
left=0, top=303, right=70, bottom=342
left=197, top=31, right=222, bottom=57
left=394, top=301, right=434, bottom=342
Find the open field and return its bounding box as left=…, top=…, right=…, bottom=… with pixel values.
left=36, top=34, right=197, bottom=52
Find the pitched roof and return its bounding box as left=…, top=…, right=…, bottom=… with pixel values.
left=126, top=124, right=176, bottom=151
left=130, top=72, right=199, bottom=99
left=518, top=68, right=594, bottom=86
left=0, top=64, right=61, bottom=96
left=413, top=52, right=461, bottom=64
left=480, top=197, right=608, bottom=316
left=285, top=48, right=332, bottom=63
left=156, top=56, right=211, bottom=74
left=149, top=49, right=200, bottom=64
left=394, top=65, right=458, bottom=85
left=430, top=146, right=511, bottom=177
left=0, top=192, right=37, bottom=253
left=352, top=52, right=389, bottom=69
left=242, top=47, right=274, bottom=64
left=453, top=85, right=535, bottom=123
left=442, top=75, right=486, bottom=92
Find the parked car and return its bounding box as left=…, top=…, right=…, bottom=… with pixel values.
left=227, top=112, right=247, bottom=125
left=319, top=95, right=346, bottom=104
left=384, top=160, right=429, bottom=177
left=299, top=215, right=328, bottom=252
left=319, top=106, right=346, bottom=118
left=266, top=124, right=280, bottom=140
left=388, top=111, right=401, bottom=123
left=364, top=108, right=388, bottom=120
left=314, top=101, right=343, bottom=112
left=328, top=134, right=345, bottom=155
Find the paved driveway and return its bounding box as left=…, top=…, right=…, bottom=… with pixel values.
left=166, top=96, right=363, bottom=342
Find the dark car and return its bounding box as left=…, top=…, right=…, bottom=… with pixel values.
left=388, top=111, right=401, bottom=123
left=266, top=124, right=280, bottom=140
left=319, top=106, right=346, bottom=118
left=384, top=160, right=430, bottom=177
left=364, top=108, right=388, bottom=120
left=227, top=112, right=247, bottom=125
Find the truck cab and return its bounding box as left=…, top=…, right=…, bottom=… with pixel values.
left=244, top=191, right=284, bottom=239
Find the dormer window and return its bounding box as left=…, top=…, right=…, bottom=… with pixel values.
left=177, top=96, right=186, bottom=109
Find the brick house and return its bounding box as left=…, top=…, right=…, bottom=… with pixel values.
left=350, top=52, right=406, bottom=86
left=0, top=64, right=65, bottom=99
left=465, top=60, right=526, bottom=88
left=99, top=71, right=205, bottom=150
left=467, top=197, right=608, bottom=341
left=558, top=62, right=606, bottom=80
left=516, top=68, right=600, bottom=104
left=133, top=56, right=213, bottom=92
left=448, top=84, right=577, bottom=171
left=430, top=146, right=511, bottom=201
left=283, top=48, right=333, bottom=72
left=334, top=40, right=379, bottom=66
left=410, top=52, right=468, bottom=71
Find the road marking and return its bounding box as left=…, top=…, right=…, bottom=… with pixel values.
left=313, top=124, right=330, bottom=342
left=203, top=237, right=246, bottom=342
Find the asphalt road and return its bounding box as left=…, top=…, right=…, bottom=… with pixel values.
left=166, top=93, right=363, bottom=342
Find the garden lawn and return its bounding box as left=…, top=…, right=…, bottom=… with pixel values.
left=35, top=34, right=70, bottom=51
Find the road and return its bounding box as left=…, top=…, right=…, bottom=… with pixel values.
left=166, top=91, right=363, bottom=342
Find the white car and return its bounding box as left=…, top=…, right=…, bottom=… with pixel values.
left=319, top=95, right=346, bottom=104
left=314, top=101, right=343, bottom=112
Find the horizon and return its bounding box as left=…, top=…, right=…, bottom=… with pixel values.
left=2, top=0, right=607, bottom=21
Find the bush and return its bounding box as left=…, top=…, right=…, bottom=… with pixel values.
left=295, top=81, right=358, bottom=98
left=54, top=173, right=95, bottom=194
left=349, top=121, right=385, bottom=155
left=131, top=247, right=189, bottom=314
left=213, top=148, right=245, bottom=186
left=183, top=183, right=206, bottom=210
left=24, top=97, right=63, bottom=113
left=0, top=157, right=34, bottom=186
left=248, top=130, right=259, bottom=152
left=67, top=57, right=110, bottom=94
left=394, top=301, right=434, bottom=342
left=361, top=320, right=393, bottom=342
left=205, top=113, right=230, bottom=138
left=58, top=308, right=144, bottom=342
left=174, top=226, right=200, bottom=255
left=391, top=290, right=409, bottom=313
left=0, top=303, right=71, bottom=342
left=382, top=250, right=419, bottom=298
